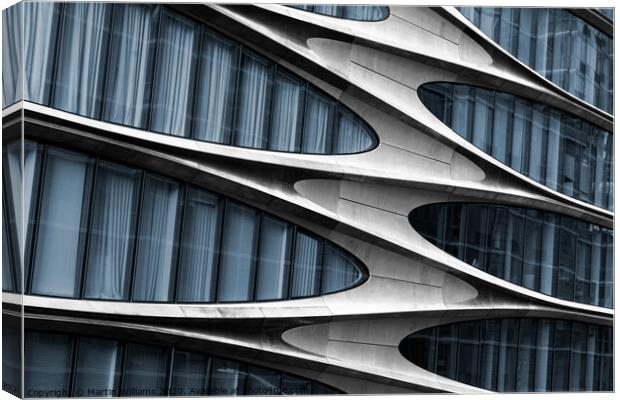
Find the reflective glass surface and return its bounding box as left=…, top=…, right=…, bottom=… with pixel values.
left=288, top=5, right=389, bottom=21
left=400, top=318, right=613, bottom=392
left=458, top=8, right=613, bottom=114
left=418, top=83, right=613, bottom=210
left=2, top=3, right=376, bottom=154
left=410, top=203, right=613, bottom=308
left=22, top=330, right=339, bottom=397
left=2, top=140, right=365, bottom=301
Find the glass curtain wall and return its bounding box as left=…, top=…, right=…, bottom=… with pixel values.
left=410, top=203, right=613, bottom=308
left=5, top=3, right=376, bottom=155
left=418, top=83, right=613, bottom=211
left=21, top=330, right=340, bottom=397
left=288, top=5, right=389, bottom=21
left=2, top=140, right=365, bottom=302
left=400, top=318, right=613, bottom=392
left=458, top=8, right=613, bottom=114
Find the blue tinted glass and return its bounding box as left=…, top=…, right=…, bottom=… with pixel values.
left=2, top=3, right=23, bottom=108
left=401, top=318, right=613, bottom=392
left=18, top=3, right=376, bottom=154
left=217, top=203, right=258, bottom=302
left=73, top=337, right=122, bottom=397
left=410, top=203, right=613, bottom=308
left=31, top=148, right=92, bottom=298
left=458, top=7, right=613, bottom=114
left=25, top=331, right=73, bottom=397
left=419, top=83, right=613, bottom=210
left=123, top=343, right=169, bottom=396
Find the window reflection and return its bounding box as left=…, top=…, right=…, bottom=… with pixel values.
left=410, top=203, right=613, bottom=308
left=418, top=83, right=613, bottom=210
left=458, top=8, right=613, bottom=114
left=400, top=318, right=613, bottom=392
left=22, top=330, right=340, bottom=397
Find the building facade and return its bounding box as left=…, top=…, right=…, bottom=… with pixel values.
left=1, top=2, right=614, bottom=396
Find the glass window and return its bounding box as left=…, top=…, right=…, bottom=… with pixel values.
left=73, top=337, right=122, bottom=397
left=150, top=10, right=197, bottom=137
left=401, top=318, right=612, bottom=392
left=192, top=31, right=238, bottom=143
left=321, top=244, right=361, bottom=294
left=245, top=366, right=282, bottom=396
left=24, top=1, right=58, bottom=105
left=410, top=203, right=613, bottom=308
left=281, top=374, right=312, bottom=395
left=217, top=202, right=258, bottom=302
left=103, top=3, right=158, bottom=129
left=3, top=206, right=14, bottom=292
left=84, top=162, right=140, bottom=300
left=419, top=83, right=613, bottom=210
left=255, top=216, right=291, bottom=301
left=25, top=331, right=73, bottom=398
left=269, top=71, right=305, bottom=152
left=176, top=188, right=220, bottom=303
left=209, top=358, right=245, bottom=396
left=4, top=140, right=42, bottom=286
left=233, top=51, right=273, bottom=149
left=52, top=3, right=111, bottom=118
left=31, top=148, right=92, bottom=298
left=132, top=175, right=181, bottom=302
left=123, top=343, right=169, bottom=397
left=170, top=351, right=209, bottom=396
left=2, top=3, right=22, bottom=108
left=288, top=5, right=389, bottom=21
left=2, top=323, right=21, bottom=397
left=18, top=3, right=377, bottom=155
left=291, top=232, right=321, bottom=298
left=334, top=107, right=374, bottom=154
left=302, top=89, right=333, bottom=154
left=459, top=8, right=613, bottom=114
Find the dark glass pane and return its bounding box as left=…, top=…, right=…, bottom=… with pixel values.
left=123, top=343, right=169, bottom=397
left=2, top=322, right=21, bottom=397
left=410, top=203, right=612, bottom=308
left=418, top=82, right=614, bottom=210
left=456, top=321, right=480, bottom=386
left=73, top=337, right=122, bottom=397
left=24, top=331, right=73, bottom=398
left=551, top=321, right=571, bottom=391
left=281, top=374, right=313, bottom=395
left=170, top=351, right=209, bottom=396
left=435, top=324, right=458, bottom=380
left=209, top=358, right=245, bottom=396
left=245, top=366, right=281, bottom=396
left=496, top=319, right=518, bottom=392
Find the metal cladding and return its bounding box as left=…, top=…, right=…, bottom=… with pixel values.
left=1, top=3, right=614, bottom=396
